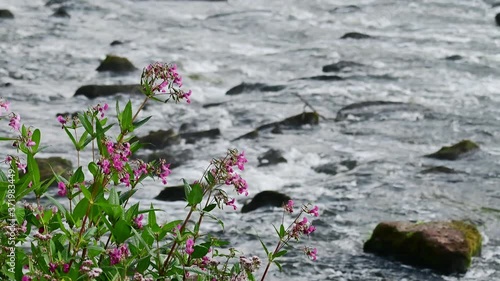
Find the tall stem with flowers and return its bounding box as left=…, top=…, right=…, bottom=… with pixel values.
left=0, top=62, right=318, bottom=281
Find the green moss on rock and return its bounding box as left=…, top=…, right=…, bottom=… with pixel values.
left=96, top=55, right=136, bottom=73
left=363, top=220, right=482, bottom=274
left=426, top=140, right=479, bottom=160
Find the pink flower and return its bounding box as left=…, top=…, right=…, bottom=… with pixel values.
left=0, top=100, right=10, bottom=115
left=182, top=90, right=192, bottom=104
left=185, top=238, right=194, bottom=255
left=26, top=140, right=36, bottom=147
left=225, top=198, right=237, bottom=210
left=22, top=276, right=32, bottom=281
left=57, top=182, right=67, bottom=196
left=98, top=159, right=111, bottom=174
left=159, top=162, right=171, bottom=185
left=56, top=115, right=67, bottom=126
left=109, top=244, right=129, bottom=265
left=9, top=114, right=21, bottom=130
left=305, top=247, right=317, bottom=261
left=236, top=152, right=247, bottom=170
left=284, top=200, right=294, bottom=213
left=17, top=162, right=27, bottom=173
left=134, top=214, right=144, bottom=229
left=308, top=205, right=319, bottom=217
left=20, top=220, right=27, bottom=233
left=49, top=262, right=58, bottom=273
left=120, top=173, right=130, bottom=187
left=63, top=263, right=70, bottom=273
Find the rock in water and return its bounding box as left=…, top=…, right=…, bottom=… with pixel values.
left=425, top=140, right=479, bottom=160
left=36, top=157, right=73, bottom=186
left=155, top=185, right=185, bottom=201
left=96, top=55, right=136, bottom=73
left=496, top=13, right=500, bottom=26
left=0, top=9, right=14, bottom=19
left=257, top=149, right=287, bottom=167
left=74, top=84, right=142, bottom=99
left=241, top=191, right=291, bottom=213
left=51, top=7, right=70, bottom=18
left=340, top=32, right=371, bottom=39
left=322, top=61, right=363, bottom=72
left=363, top=221, right=482, bottom=274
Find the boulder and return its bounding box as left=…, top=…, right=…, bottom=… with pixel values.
left=241, top=191, right=291, bottom=213
left=298, top=75, right=343, bottom=81
left=329, top=5, right=361, bottom=14
left=155, top=185, right=185, bottom=201
left=340, top=32, right=371, bottom=39
left=313, top=160, right=357, bottom=175
left=420, top=166, right=458, bottom=174
left=96, top=55, right=136, bottom=73
left=134, top=148, right=193, bottom=169
left=445, top=55, right=463, bottom=61
left=496, top=13, right=500, bottom=26
left=135, top=128, right=220, bottom=150
left=225, top=82, right=285, bottom=96
left=110, top=40, right=123, bottom=46
left=322, top=61, right=363, bottom=72
left=0, top=9, right=14, bottom=19
left=51, top=7, right=70, bottom=18
left=134, top=129, right=179, bottom=150
left=74, top=84, right=142, bottom=99
left=257, top=149, right=287, bottom=167
left=233, top=112, right=319, bottom=141
left=363, top=221, right=482, bottom=274
left=425, top=140, right=479, bottom=160
left=36, top=157, right=72, bottom=185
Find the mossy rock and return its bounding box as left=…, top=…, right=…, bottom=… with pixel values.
left=96, top=55, right=136, bottom=73
left=426, top=140, right=479, bottom=160
left=36, top=157, right=72, bottom=185
left=0, top=9, right=14, bottom=19
left=74, top=84, right=142, bottom=99
left=363, top=221, right=482, bottom=274
left=241, top=191, right=291, bottom=213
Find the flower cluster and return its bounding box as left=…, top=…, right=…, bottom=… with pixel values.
left=212, top=149, right=248, bottom=195
left=141, top=62, right=192, bottom=103
left=109, top=244, right=130, bottom=265
left=98, top=140, right=132, bottom=184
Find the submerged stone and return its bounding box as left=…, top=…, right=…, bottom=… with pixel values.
left=322, top=61, right=363, bottom=72
left=51, top=7, right=70, bottom=18
left=363, top=221, right=482, bottom=274
left=233, top=112, right=319, bottom=141
left=420, top=165, right=458, bottom=174
left=96, top=55, right=136, bottom=73
left=425, top=140, right=479, bottom=160
left=225, top=82, right=285, bottom=95
left=74, top=84, right=142, bottom=99
left=257, top=149, right=287, bottom=167
left=241, top=191, right=291, bottom=213
left=340, top=32, right=371, bottom=39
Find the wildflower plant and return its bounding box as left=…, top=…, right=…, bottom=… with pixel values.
left=0, top=63, right=318, bottom=281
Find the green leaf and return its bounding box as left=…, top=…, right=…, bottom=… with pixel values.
left=73, top=198, right=90, bottom=221
left=70, top=167, right=85, bottom=186
left=273, top=260, right=283, bottom=272
left=183, top=179, right=192, bottom=202
left=186, top=180, right=203, bottom=207
left=79, top=185, right=92, bottom=201
left=203, top=204, right=217, bottom=213
left=108, top=187, right=120, bottom=205
left=0, top=136, right=17, bottom=141
left=119, top=188, right=137, bottom=203
left=259, top=238, right=269, bottom=256
left=78, top=113, right=94, bottom=136
left=148, top=204, right=158, bottom=230
left=121, top=101, right=133, bottom=132
left=88, top=162, right=98, bottom=177
left=279, top=224, right=286, bottom=239
left=132, top=116, right=152, bottom=130
left=63, top=127, right=79, bottom=149
left=191, top=245, right=209, bottom=259
left=31, top=129, right=41, bottom=153
left=27, top=153, right=40, bottom=184
left=273, top=250, right=287, bottom=259
left=204, top=171, right=215, bottom=186
left=112, top=219, right=132, bottom=244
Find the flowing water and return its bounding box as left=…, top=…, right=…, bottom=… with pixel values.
left=2, top=0, right=500, bottom=280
